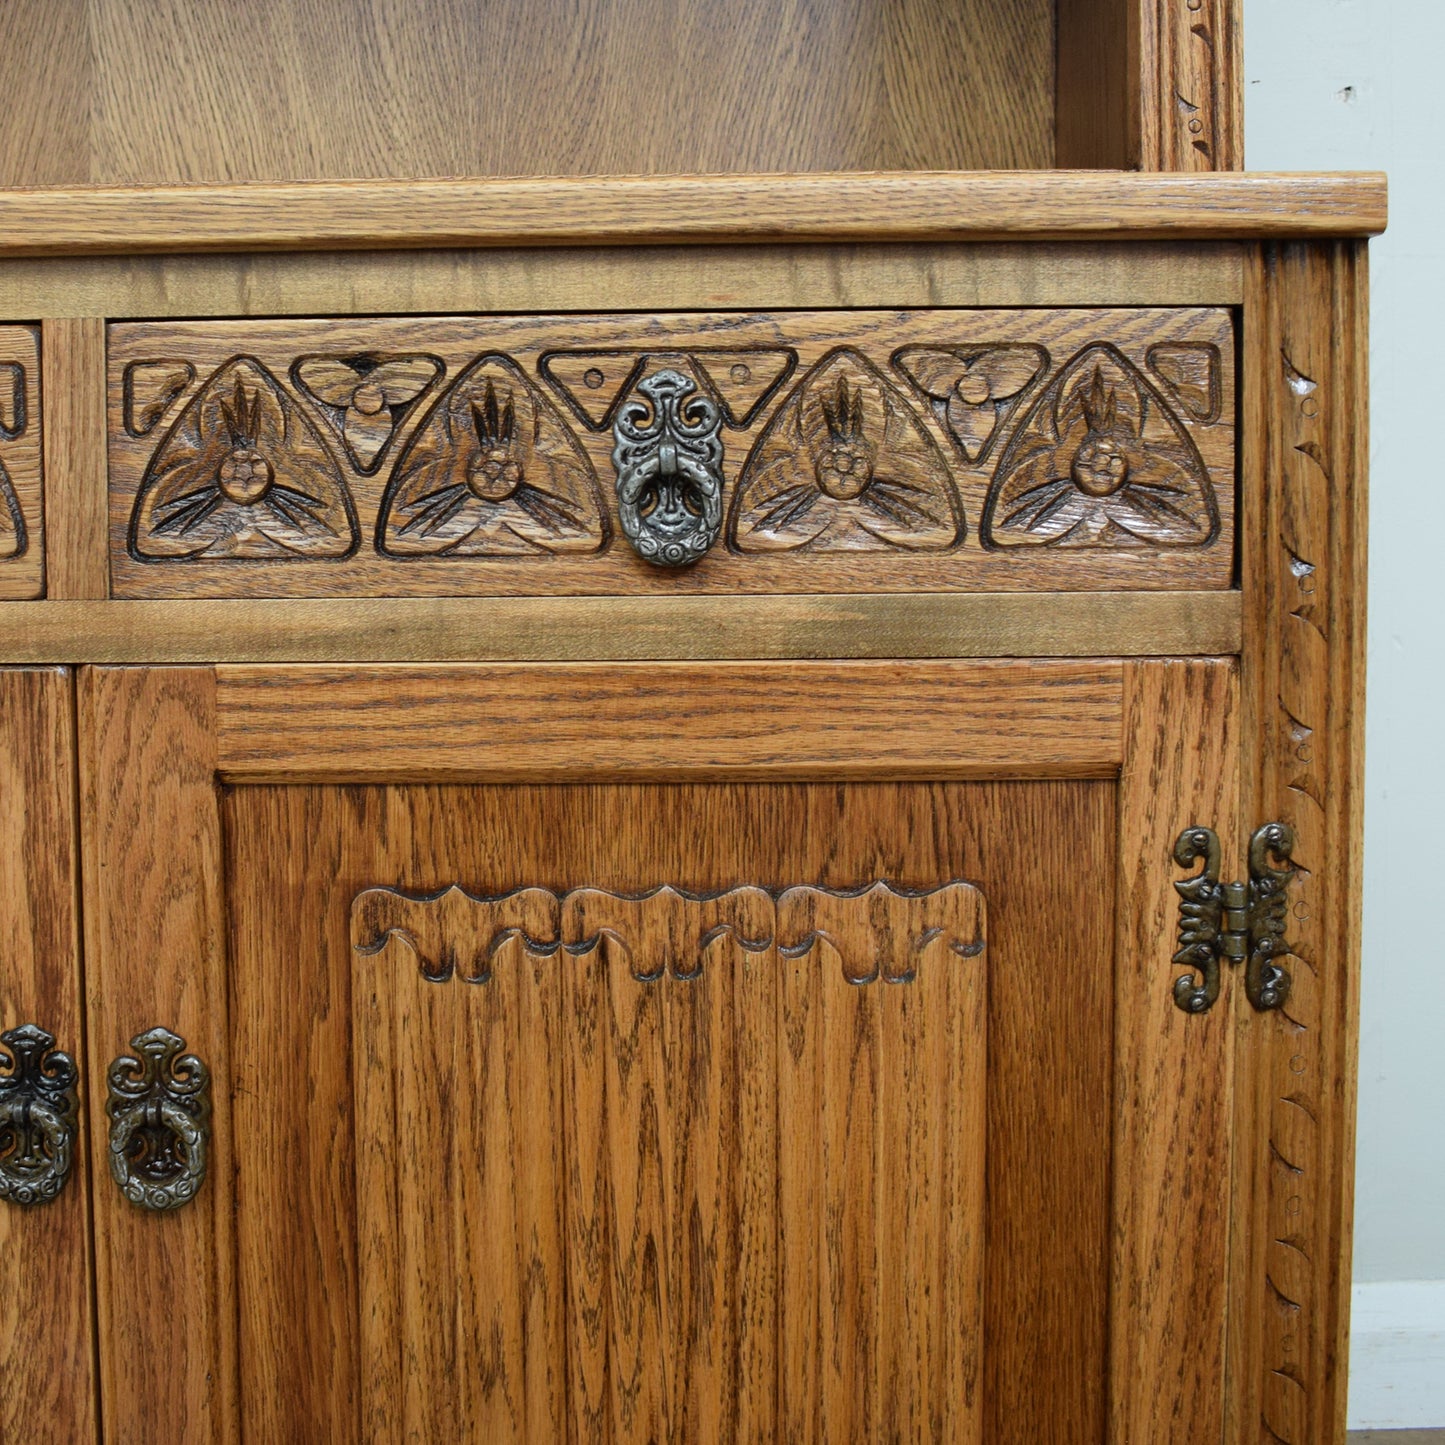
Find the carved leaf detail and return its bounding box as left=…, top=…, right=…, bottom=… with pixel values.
left=729, top=348, right=963, bottom=553
left=0, top=456, right=24, bottom=560
left=123, top=360, right=195, bottom=438
left=1147, top=343, right=1221, bottom=423
left=378, top=355, right=607, bottom=557
left=893, top=344, right=1047, bottom=463
left=129, top=357, right=358, bottom=560
left=983, top=343, right=1218, bottom=549
left=292, top=353, right=442, bottom=473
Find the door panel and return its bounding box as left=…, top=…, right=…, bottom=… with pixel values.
left=226, top=778, right=1114, bottom=1444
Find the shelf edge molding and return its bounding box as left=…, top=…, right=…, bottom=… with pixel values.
left=0, top=172, right=1386, bottom=257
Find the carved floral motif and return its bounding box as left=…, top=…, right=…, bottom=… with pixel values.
left=378, top=355, right=606, bottom=556
left=983, top=343, right=1218, bottom=549
left=893, top=344, right=1047, bottom=463
left=729, top=348, right=962, bottom=553
left=292, top=354, right=441, bottom=472
left=123, top=360, right=195, bottom=438
left=129, top=357, right=359, bottom=559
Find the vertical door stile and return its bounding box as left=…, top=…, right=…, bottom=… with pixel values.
left=0, top=668, right=97, bottom=1444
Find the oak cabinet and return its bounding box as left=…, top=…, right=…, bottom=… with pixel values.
left=0, top=6, right=1382, bottom=1440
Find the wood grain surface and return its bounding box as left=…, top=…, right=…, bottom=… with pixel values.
left=105, top=308, right=1238, bottom=600
left=0, top=326, right=43, bottom=599
left=40, top=318, right=108, bottom=599
left=0, top=668, right=96, bottom=1445
left=1111, top=658, right=1239, bottom=1444
left=0, top=173, right=1386, bottom=258
left=0, top=242, right=1246, bottom=324
left=76, top=667, right=238, bottom=1444
left=213, top=660, right=1125, bottom=783
left=0, top=592, right=1243, bottom=666
left=352, top=879, right=985, bottom=1443
left=226, top=776, right=1114, bottom=1444
left=1229, top=242, right=1371, bottom=1445
left=0, top=0, right=1053, bottom=186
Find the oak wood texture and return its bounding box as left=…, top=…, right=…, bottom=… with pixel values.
left=1228, top=242, right=1370, bottom=1445
left=226, top=776, right=1114, bottom=1445
left=0, top=592, right=1243, bottom=666
left=1111, top=658, right=1239, bottom=1444
left=40, top=318, right=108, bottom=599
left=0, top=173, right=1386, bottom=258
left=0, top=242, right=1247, bottom=322
left=76, top=667, right=238, bottom=1444
left=212, top=660, right=1125, bottom=784
left=106, top=308, right=1237, bottom=599
left=0, top=0, right=1053, bottom=187
left=0, top=326, right=43, bottom=599
left=352, top=879, right=986, bottom=1443
left=1056, top=0, right=1242, bottom=171
left=0, top=668, right=97, bottom=1445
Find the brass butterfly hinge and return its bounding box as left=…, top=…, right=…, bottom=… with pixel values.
left=1172, top=823, right=1296, bottom=1014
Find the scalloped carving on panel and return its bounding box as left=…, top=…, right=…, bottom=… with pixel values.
left=983, top=344, right=1218, bottom=550
left=1147, top=342, right=1222, bottom=423
left=539, top=351, right=644, bottom=429
left=893, top=344, right=1047, bottom=464
left=292, top=353, right=442, bottom=473
left=129, top=357, right=359, bottom=560
left=123, top=360, right=196, bottom=439
left=378, top=355, right=607, bottom=557
left=0, top=362, right=24, bottom=441
left=729, top=348, right=962, bottom=554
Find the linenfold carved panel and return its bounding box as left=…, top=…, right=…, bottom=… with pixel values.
left=106, top=309, right=1235, bottom=597
left=352, top=880, right=984, bottom=985
left=0, top=327, right=42, bottom=599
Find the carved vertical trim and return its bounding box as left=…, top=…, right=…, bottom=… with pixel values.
left=1137, top=0, right=1244, bottom=171
left=1233, top=242, right=1368, bottom=1445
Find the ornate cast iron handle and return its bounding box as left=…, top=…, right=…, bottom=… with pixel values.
left=1172, top=822, right=1296, bottom=1014
left=0, top=1024, right=79, bottom=1207
left=106, top=1026, right=210, bottom=1212
left=611, top=368, right=724, bottom=567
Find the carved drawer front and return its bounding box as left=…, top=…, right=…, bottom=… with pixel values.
left=108, top=309, right=1235, bottom=598
left=0, top=325, right=41, bottom=599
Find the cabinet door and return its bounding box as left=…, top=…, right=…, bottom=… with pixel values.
left=79, top=658, right=1240, bottom=1445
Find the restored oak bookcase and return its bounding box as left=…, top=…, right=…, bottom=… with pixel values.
left=0, top=3, right=1383, bottom=1443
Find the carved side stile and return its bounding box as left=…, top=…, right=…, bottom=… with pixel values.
left=1137, top=0, right=1244, bottom=171
left=1233, top=242, right=1368, bottom=1445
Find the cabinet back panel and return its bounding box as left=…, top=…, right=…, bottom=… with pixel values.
left=0, top=0, right=1054, bottom=186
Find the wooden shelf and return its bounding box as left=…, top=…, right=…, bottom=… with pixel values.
left=0, top=171, right=1387, bottom=257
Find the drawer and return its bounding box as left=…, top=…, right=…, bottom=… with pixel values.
left=107, top=308, right=1236, bottom=598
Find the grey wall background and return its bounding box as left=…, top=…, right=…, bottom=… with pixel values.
left=1247, top=0, right=1444, bottom=1285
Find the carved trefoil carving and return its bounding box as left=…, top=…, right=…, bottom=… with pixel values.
left=377, top=355, right=607, bottom=556
left=982, top=343, right=1218, bottom=549
left=292, top=354, right=442, bottom=473
left=0, top=359, right=27, bottom=560
left=729, top=348, right=963, bottom=553
left=353, top=880, right=984, bottom=984
left=129, top=357, right=360, bottom=559
left=893, top=344, right=1047, bottom=463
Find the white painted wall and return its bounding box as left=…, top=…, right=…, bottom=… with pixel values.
left=1245, top=0, right=1445, bottom=1427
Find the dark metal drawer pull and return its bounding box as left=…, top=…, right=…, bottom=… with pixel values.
left=612, top=368, right=724, bottom=567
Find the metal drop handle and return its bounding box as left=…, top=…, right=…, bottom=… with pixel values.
left=612, top=368, right=725, bottom=567
left=106, top=1026, right=210, bottom=1212
left=0, top=1024, right=79, bottom=1207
